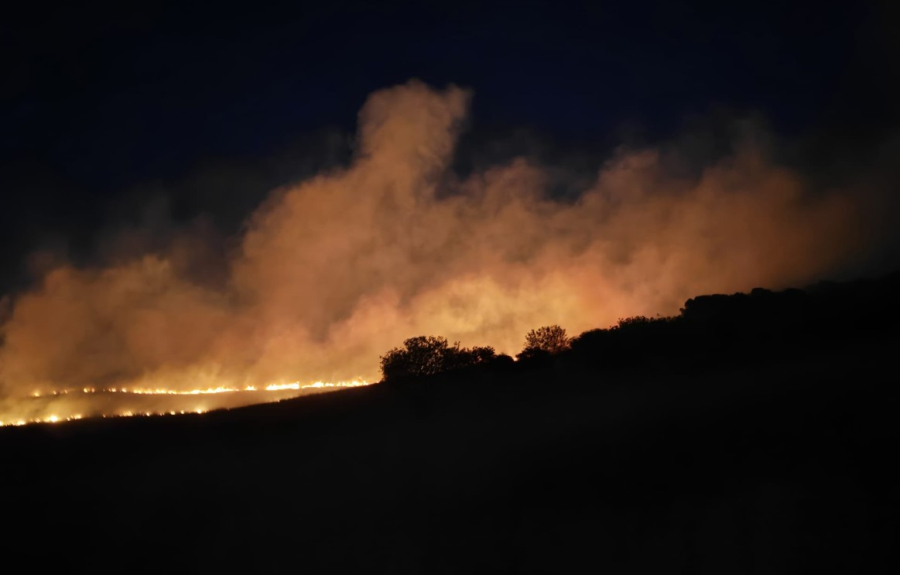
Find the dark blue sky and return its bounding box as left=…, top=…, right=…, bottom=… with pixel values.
left=0, top=0, right=896, bottom=289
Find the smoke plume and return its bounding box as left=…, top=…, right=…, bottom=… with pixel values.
left=0, top=80, right=893, bottom=420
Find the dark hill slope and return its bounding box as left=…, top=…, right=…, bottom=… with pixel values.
left=2, top=335, right=898, bottom=573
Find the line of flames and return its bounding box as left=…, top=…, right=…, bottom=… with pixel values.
left=27, top=379, right=369, bottom=398
left=1, top=379, right=371, bottom=428
left=0, top=409, right=207, bottom=427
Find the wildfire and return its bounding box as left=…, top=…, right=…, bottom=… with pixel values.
left=0, top=378, right=371, bottom=428
left=25, top=379, right=369, bottom=399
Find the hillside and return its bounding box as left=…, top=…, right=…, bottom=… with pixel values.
left=2, top=273, right=900, bottom=573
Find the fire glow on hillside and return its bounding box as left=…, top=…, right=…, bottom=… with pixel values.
left=0, top=379, right=370, bottom=427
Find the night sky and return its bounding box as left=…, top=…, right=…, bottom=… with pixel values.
left=1, top=1, right=897, bottom=293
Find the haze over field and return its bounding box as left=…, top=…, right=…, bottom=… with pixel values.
left=0, top=80, right=895, bottom=422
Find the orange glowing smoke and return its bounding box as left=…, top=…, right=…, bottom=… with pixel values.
left=0, top=79, right=892, bottom=426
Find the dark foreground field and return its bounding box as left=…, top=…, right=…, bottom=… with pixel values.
left=2, top=337, right=898, bottom=573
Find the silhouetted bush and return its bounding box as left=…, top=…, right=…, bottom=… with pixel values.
left=487, top=353, right=516, bottom=371
left=380, top=336, right=498, bottom=381
left=566, top=316, right=685, bottom=370
left=569, top=328, right=613, bottom=353
left=517, top=325, right=570, bottom=360
left=442, top=344, right=498, bottom=372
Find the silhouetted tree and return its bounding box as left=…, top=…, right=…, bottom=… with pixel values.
left=462, top=345, right=499, bottom=365
left=380, top=336, right=452, bottom=380
left=517, top=325, right=570, bottom=360
left=486, top=353, right=516, bottom=371
left=442, top=344, right=498, bottom=372
left=380, top=337, right=500, bottom=381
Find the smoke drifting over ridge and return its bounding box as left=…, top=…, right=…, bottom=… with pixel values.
left=0, top=81, right=892, bottom=415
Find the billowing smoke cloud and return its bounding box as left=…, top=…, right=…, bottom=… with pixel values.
left=0, top=80, right=893, bottom=419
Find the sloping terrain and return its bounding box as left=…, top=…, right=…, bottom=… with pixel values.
left=3, top=336, right=897, bottom=573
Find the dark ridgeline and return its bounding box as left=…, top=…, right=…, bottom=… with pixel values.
left=382, top=269, right=900, bottom=382
left=2, top=271, right=900, bottom=572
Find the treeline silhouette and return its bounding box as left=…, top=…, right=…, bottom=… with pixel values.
left=380, top=270, right=900, bottom=382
